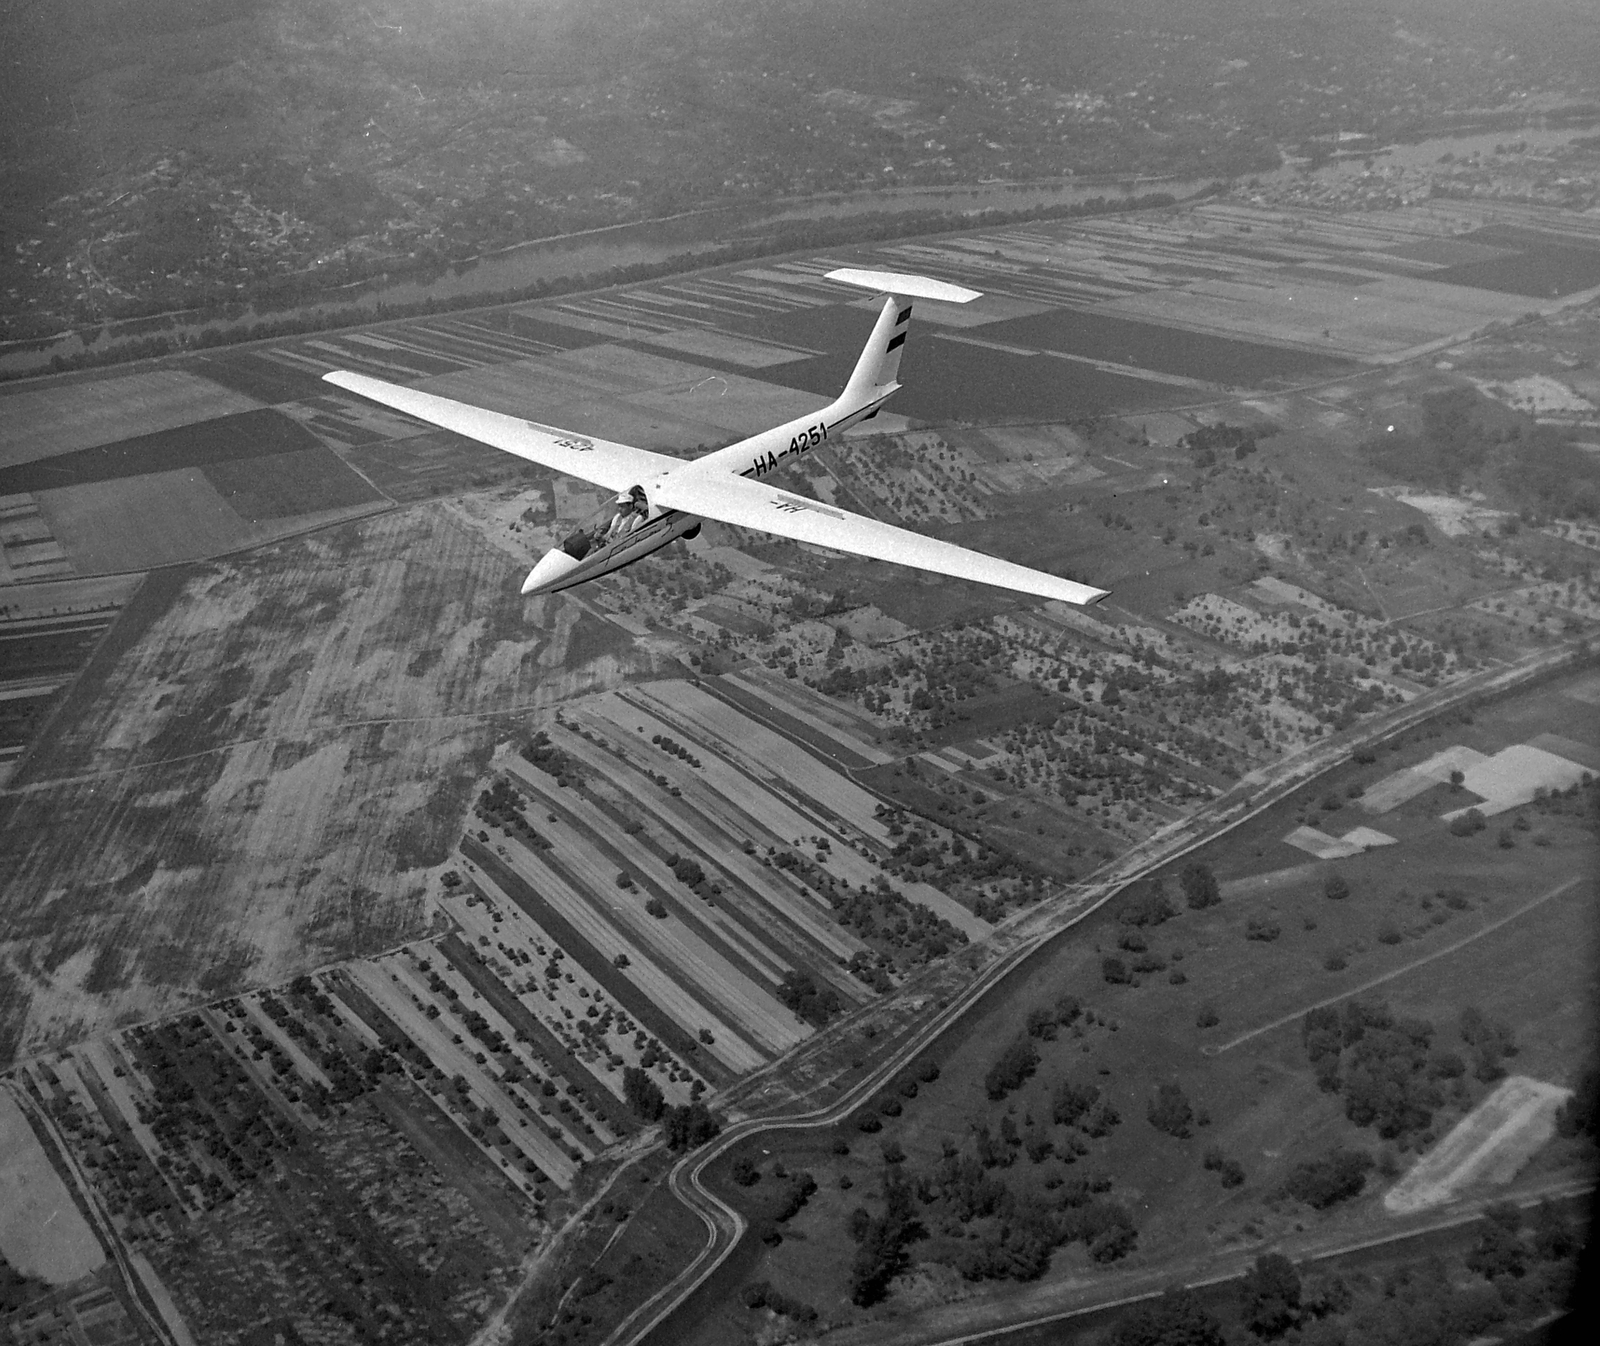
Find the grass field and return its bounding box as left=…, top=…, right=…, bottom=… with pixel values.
left=0, top=504, right=667, bottom=1065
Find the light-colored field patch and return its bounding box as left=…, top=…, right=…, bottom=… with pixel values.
left=1439, top=744, right=1593, bottom=821
left=1339, top=825, right=1398, bottom=849
left=1368, top=486, right=1510, bottom=537
left=0, top=1087, right=104, bottom=1283
left=1467, top=374, right=1595, bottom=416
left=722, top=669, right=896, bottom=767
left=1413, top=744, right=1491, bottom=782
left=1384, top=1075, right=1572, bottom=1214
left=1362, top=745, right=1489, bottom=813
left=0, top=370, right=261, bottom=469
left=1283, top=825, right=1366, bottom=860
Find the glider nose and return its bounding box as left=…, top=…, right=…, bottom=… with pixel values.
left=522, top=548, right=582, bottom=595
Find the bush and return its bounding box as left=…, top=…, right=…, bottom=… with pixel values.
left=1052, top=1078, right=1100, bottom=1127
left=1101, top=956, right=1130, bottom=985
left=645, top=898, right=668, bottom=919
left=1283, top=1147, right=1373, bottom=1209
left=1196, top=1004, right=1220, bottom=1029
left=1116, top=927, right=1148, bottom=953
left=1324, top=871, right=1350, bottom=901
left=984, top=1036, right=1039, bottom=1100
left=1245, top=917, right=1281, bottom=942
left=1181, top=863, right=1221, bottom=909
left=1147, top=1082, right=1195, bottom=1138
left=1112, top=1289, right=1224, bottom=1346
left=1449, top=808, right=1487, bottom=837
left=1122, top=881, right=1177, bottom=927
left=740, top=1281, right=818, bottom=1323
left=1239, top=1252, right=1302, bottom=1339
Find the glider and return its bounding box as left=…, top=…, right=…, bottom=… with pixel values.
left=323, top=269, right=1108, bottom=606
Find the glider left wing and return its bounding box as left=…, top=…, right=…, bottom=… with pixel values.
left=652, top=470, right=1109, bottom=607
left=322, top=370, right=678, bottom=494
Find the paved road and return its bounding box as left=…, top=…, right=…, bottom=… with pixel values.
left=599, top=641, right=1585, bottom=1346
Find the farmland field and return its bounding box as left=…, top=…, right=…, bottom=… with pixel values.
left=0, top=406, right=320, bottom=495
left=0, top=368, right=262, bottom=469
left=0, top=504, right=665, bottom=1064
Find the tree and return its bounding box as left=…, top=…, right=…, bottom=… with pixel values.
left=775, top=970, right=842, bottom=1027
left=1181, top=863, right=1221, bottom=909
left=622, top=1066, right=664, bottom=1121
left=1283, top=1148, right=1373, bottom=1209
left=1239, top=1253, right=1302, bottom=1338
left=1122, top=881, right=1176, bottom=927
left=848, top=1166, right=923, bottom=1305
left=1323, top=871, right=1349, bottom=901
left=662, top=1102, right=721, bottom=1151
left=984, top=1035, right=1039, bottom=1100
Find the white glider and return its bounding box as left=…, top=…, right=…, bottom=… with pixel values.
left=323, top=269, right=1108, bottom=606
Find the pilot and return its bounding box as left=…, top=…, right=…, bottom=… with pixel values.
left=606, top=486, right=648, bottom=540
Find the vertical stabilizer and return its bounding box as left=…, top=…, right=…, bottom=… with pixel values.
left=841, top=294, right=913, bottom=406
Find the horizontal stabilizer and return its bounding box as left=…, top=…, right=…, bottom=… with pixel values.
left=824, top=268, right=982, bottom=304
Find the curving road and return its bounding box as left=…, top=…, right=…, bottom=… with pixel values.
left=601, top=642, right=1584, bottom=1346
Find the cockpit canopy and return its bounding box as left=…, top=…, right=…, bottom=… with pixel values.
left=560, top=484, right=650, bottom=561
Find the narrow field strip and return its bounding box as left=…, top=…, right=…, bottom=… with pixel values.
left=464, top=841, right=759, bottom=1078
left=523, top=762, right=800, bottom=991
left=506, top=754, right=808, bottom=1022
left=502, top=828, right=790, bottom=1063
left=1207, top=874, right=1586, bottom=1055
left=572, top=701, right=871, bottom=965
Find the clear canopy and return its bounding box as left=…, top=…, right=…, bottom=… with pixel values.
left=559, top=485, right=649, bottom=561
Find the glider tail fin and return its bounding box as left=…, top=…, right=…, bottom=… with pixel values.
left=840, top=294, right=912, bottom=411
left=826, top=268, right=983, bottom=419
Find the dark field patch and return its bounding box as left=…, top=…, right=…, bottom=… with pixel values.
left=562, top=609, right=636, bottom=667
left=977, top=308, right=1354, bottom=386
left=1430, top=230, right=1600, bottom=298
left=0, top=619, right=111, bottom=679
left=506, top=310, right=611, bottom=350
left=724, top=303, right=1193, bottom=420
left=187, top=350, right=332, bottom=405
left=0, top=407, right=319, bottom=495
left=338, top=429, right=536, bottom=501
left=0, top=689, right=54, bottom=751
left=202, top=444, right=384, bottom=519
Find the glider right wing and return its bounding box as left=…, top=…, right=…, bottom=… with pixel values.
left=651, top=469, right=1109, bottom=607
